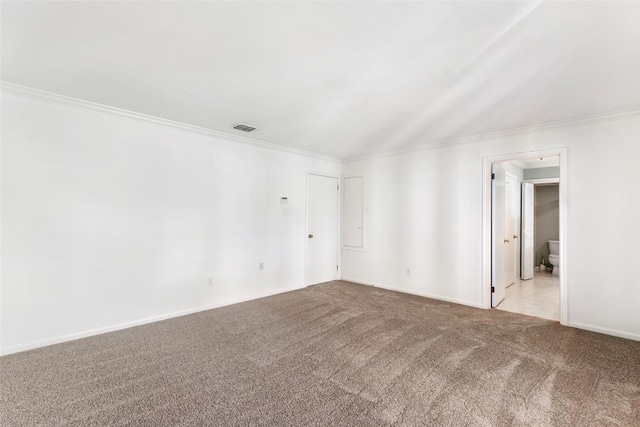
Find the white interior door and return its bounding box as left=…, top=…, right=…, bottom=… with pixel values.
left=306, top=173, right=339, bottom=285
left=491, top=163, right=507, bottom=307
left=521, top=182, right=535, bottom=280
left=505, top=173, right=517, bottom=285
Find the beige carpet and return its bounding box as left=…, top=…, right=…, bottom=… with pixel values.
left=1, top=281, right=639, bottom=426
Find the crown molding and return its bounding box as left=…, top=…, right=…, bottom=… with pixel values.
left=344, top=108, right=640, bottom=163
left=0, top=82, right=341, bottom=164
left=4, top=81, right=638, bottom=165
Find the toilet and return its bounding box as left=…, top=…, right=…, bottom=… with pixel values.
left=548, top=240, right=559, bottom=275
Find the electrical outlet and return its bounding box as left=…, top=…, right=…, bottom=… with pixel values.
left=259, top=262, right=264, bottom=271
left=208, top=278, right=213, bottom=287
left=406, top=267, right=411, bottom=276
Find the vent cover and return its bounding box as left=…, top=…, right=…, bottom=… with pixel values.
left=233, top=123, right=257, bottom=132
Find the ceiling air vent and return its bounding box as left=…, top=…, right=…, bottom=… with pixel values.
left=233, top=123, right=257, bottom=132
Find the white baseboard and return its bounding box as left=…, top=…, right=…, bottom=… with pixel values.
left=340, top=278, right=640, bottom=342
left=340, top=276, right=484, bottom=309
left=567, top=321, right=640, bottom=342
left=6, top=283, right=636, bottom=355
left=1, top=285, right=305, bottom=356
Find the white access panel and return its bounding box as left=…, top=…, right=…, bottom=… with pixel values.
left=342, top=175, right=364, bottom=248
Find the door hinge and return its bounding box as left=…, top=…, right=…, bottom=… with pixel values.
left=337, top=265, right=339, bottom=270
left=491, top=173, right=495, bottom=180
left=491, top=286, right=495, bottom=293
left=337, top=184, right=339, bottom=190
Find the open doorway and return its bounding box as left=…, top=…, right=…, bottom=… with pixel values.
left=498, top=167, right=560, bottom=320
left=482, top=149, right=567, bottom=325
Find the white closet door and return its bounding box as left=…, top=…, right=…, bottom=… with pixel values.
left=306, top=174, right=339, bottom=285
left=521, top=182, right=535, bottom=280
left=492, top=163, right=507, bottom=307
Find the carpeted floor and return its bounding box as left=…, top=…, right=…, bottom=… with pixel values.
left=1, top=281, right=639, bottom=426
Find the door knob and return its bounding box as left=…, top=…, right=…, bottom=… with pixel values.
left=504, top=239, right=510, bottom=243
left=308, top=234, right=314, bottom=238
left=513, top=235, right=518, bottom=239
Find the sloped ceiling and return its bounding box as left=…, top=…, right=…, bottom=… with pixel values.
left=2, top=1, right=639, bottom=159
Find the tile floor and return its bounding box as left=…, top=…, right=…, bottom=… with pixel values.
left=496, top=271, right=560, bottom=321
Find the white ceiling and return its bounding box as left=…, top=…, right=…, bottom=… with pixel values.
left=2, top=1, right=639, bottom=160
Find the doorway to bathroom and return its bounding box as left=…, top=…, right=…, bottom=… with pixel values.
left=482, top=149, right=567, bottom=325
left=501, top=177, right=560, bottom=320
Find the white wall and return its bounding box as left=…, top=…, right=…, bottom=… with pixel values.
left=342, top=113, right=640, bottom=340
left=3, top=89, right=638, bottom=353
left=0, top=91, right=341, bottom=354
left=524, top=166, right=560, bottom=180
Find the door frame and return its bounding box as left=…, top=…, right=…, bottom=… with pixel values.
left=305, top=171, right=341, bottom=286
left=524, top=177, right=560, bottom=278
left=482, top=148, right=568, bottom=325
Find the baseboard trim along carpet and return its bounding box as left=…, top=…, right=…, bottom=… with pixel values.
left=1, top=280, right=638, bottom=426
left=340, top=276, right=484, bottom=309
left=1, top=285, right=306, bottom=356
left=567, top=321, right=640, bottom=342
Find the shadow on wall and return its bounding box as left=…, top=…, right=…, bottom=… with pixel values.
left=535, top=184, right=559, bottom=266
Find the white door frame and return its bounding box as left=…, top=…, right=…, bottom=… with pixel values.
left=523, top=177, right=560, bottom=280
left=482, top=148, right=568, bottom=325
left=305, top=171, right=341, bottom=286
